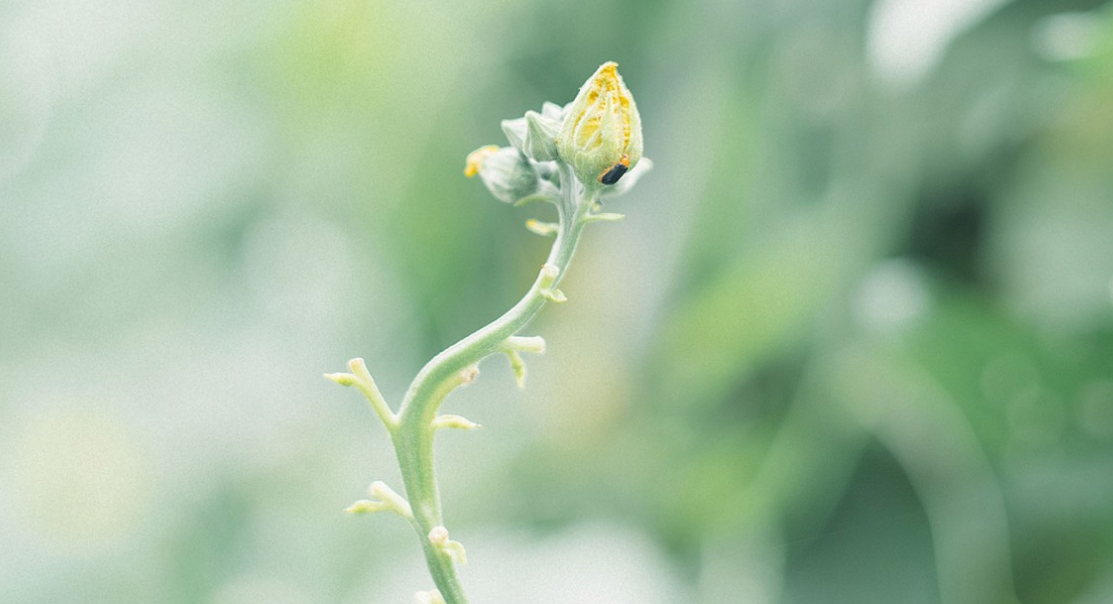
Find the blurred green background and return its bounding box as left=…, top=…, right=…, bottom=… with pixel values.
left=3, top=0, right=1113, bottom=602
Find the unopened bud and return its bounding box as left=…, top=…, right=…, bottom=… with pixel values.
left=467, top=146, right=540, bottom=204
left=429, top=526, right=468, bottom=565
left=432, top=414, right=481, bottom=430
left=541, top=101, right=566, bottom=122
left=323, top=372, right=356, bottom=387
left=366, top=481, right=413, bottom=518
left=464, top=145, right=498, bottom=178
left=500, top=118, right=527, bottom=153
left=344, top=499, right=387, bottom=514
left=502, top=110, right=560, bottom=163
left=524, top=111, right=560, bottom=161
left=557, top=62, right=643, bottom=188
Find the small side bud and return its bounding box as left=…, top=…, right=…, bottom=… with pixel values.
left=537, top=263, right=566, bottom=303
left=334, top=358, right=397, bottom=429
left=345, top=499, right=387, bottom=514
left=429, top=526, right=468, bottom=565
left=503, top=110, right=559, bottom=162
left=360, top=481, right=413, bottom=518
left=506, top=350, right=527, bottom=389
left=500, top=336, right=544, bottom=390
left=428, top=526, right=449, bottom=544
left=472, top=147, right=540, bottom=204
left=344, top=481, right=412, bottom=519
left=524, top=110, right=560, bottom=161
left=501, top=117, right=527, bottom=153
left=464, top=145, right=498, bottom=178
left=324, top=372, right=356, bottom=387
left=525, top=219, right=558, bottom=237
left=432, top=414, right=482, bottom=430
left=541, top=288, right=567, bottom=303
left=347, top=358, right=373, bottom=380
left=581, top=212, right=626, bottom=224
left=505, top=335, right=546, bottom=354
left=460, top=365, right=480, bottom=384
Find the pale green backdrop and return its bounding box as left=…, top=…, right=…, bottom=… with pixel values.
left=2, top=0, right=1113, bottom=603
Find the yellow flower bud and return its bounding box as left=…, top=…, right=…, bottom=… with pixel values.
left=556, top=62, right=643, bottom=187
left=466, top=147, right=540, bottom=204
left=463, top=145, right=499, bottom=178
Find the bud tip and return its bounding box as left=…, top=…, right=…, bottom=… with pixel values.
left=464, top=145, right=499, bottom=178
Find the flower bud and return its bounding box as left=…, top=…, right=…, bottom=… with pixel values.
left=501, top=111, right=560, bottom=162
left=429, top=526, right=468, bottom=565
left=500, top=118, right=527, bottom=154
left=541, top=101, right=566, bottom=122
left=524, top=111, right=560, bottom=161
left=432, top=414, right=481, bottom=430
left=556, top=62, right=643, bottom=187
left=464, top=146, right=539, bottom=204
left=464, top=146, right=498, bottom=178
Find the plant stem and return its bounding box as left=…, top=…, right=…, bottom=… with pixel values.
left=392, top=163, right=592, bottom=604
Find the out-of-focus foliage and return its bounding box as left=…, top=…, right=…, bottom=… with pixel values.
left=2, top=0, right=1113, bottom=603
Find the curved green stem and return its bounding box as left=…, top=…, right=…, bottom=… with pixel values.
left=392, top=163, right=594, bottom=604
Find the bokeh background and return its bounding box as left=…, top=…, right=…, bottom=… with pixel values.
left=3, top=0, right=1113, bottom=602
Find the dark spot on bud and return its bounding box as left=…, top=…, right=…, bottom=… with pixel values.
left=598, top=154, right=631, bottom=185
